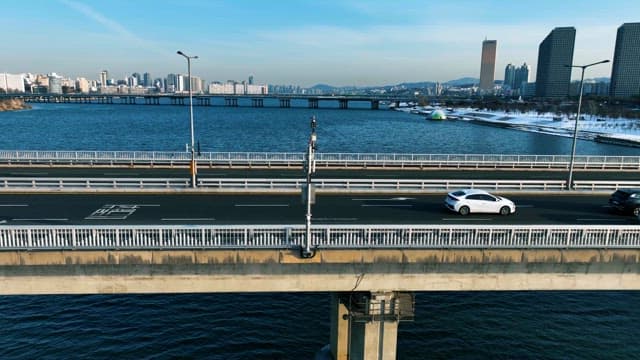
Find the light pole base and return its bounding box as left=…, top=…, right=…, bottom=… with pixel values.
left=300, top=246, right=317, bottom=259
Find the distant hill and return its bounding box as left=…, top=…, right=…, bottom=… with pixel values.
left=307, top=77, right=480, bottom=92
left=394, top=81, right=436, bottom=88
left=309, top=84, right=335, bottom=91
left=444, top=77, right=478, bottom=86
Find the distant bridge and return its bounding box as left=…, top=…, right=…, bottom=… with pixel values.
left=1, top=93, right=417, bottom=110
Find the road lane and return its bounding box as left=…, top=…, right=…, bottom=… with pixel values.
left=0, top=193, right=635, bottom=226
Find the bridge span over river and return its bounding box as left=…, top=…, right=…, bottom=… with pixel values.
left=1, top=153, right=639, bottom=359
left=1, top=93, right=417, bottom=110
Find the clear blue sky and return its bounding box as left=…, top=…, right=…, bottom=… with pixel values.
left=3, top=0, right=638, bottom=86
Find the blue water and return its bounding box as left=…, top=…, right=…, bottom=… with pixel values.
left=1, top=103, right=638, bottom=155
left=0, top=104, right=639, bottom=359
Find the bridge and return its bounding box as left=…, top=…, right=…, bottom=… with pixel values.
left=1, top=151, right=639, bottom=359
left=1, top=93, right=417, bottom=110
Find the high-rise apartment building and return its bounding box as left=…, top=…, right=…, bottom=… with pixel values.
left=610, top=22, right=640, bottom=99
left=515, top=63, right=530, bottom=87
left=48, top=73, right=63, bottom=94
left=1, top=73, right=25, bottom=93
left=535, top=27, right=575, bottom=98
left=100, top=70, right=108, bottom=87
left=479, top=39, right=497, bottom=91
left=143, top=72, right=151, bottom=87
left=504, top=64, right=516, bottom=89
left=75, top=77, right=90, bottom=93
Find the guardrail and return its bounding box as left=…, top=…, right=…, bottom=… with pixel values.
left=1, top=177, right=638, bottom=192
left=0, top=177, right=577, bottom=192
left=2, top=150, right=640, bottom=170
left=1, top=225, right=639, bottom=250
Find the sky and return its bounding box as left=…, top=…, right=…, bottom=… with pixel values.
left=3, top=0, right=639, bottom=87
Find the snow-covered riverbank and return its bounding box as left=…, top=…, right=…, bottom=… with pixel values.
left=395, top=106, right=640, bottom=147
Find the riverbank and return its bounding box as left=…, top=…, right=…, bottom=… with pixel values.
left=394, top=106, right=640, bottom=147
left=0, top=98, right=31, bottom=111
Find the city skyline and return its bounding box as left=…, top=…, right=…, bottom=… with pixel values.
left=3, top=0, right=639, bottom=87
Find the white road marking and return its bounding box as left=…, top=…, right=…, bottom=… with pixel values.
left=162, top=218, right=216, bottom=221
left=235, top=204, right=290, bottom=207
left=9, top=172, right=48, bottom=176
left=361, top=204, right=413, bottom=207
left=315, top=218, right=359, bottom=221
left=0, top=220, right=6, bottom=224
left=0, top=204, right=29, bottom=207
left=577, top=218, right=626, bottom=222
left=13, top=218, right=68, bottom=221
left=442, top=217, right=493, bottom=221
left=352, top=198, right=414, bottom=201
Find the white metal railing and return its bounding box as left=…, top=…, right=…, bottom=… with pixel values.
left=0, top=177, right=582, bottom=192
left=1, top=177, right=638, bottom=192
left=1, top=150, right=640, bottom=169
left=1, top=225, right=639, bottom=250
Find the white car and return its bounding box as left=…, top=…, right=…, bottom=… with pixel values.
left=444, top=189, right=516, bottom=216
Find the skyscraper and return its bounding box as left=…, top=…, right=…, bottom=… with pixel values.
left=515, top=63, right=530, bottom=91
left=610, top=22, right=640, bottom=99
left=535, top=27, right=575, bottom=98
left=504, top=64, right=516, bottom=89
left=143, top=72, right=151, bottom=87
left=479, top=39, right=497, bottom=91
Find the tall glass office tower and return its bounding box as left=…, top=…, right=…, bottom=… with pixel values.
left=610, top=23, right=640, bottom=99
left=479, top=39, right=497, bottom=91
left=535, top=27, right=575, bottom=98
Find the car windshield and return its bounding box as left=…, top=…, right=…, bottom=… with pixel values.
left=613, top=190, right=632, bottom=199
left=451, top=191, right=466, bottom=197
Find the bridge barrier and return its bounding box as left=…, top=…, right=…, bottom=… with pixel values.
left=1, top=225, right=639, bottom=251
left=2, top=150, right=640, bottom=170
left=2, top=177, right=639, bottom=193
left=0, top=177, right=586, bottom=192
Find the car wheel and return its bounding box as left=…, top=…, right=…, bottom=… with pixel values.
left=499, top=206, right=510, bottom=216
left=459, top=206, right=470, bottom=216
left=633, top=207, right=640, bottom=217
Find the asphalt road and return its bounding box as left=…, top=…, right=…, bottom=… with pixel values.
left=0, top=193, right=634, bottom=226
left=0, top=167, right=638, bottom=180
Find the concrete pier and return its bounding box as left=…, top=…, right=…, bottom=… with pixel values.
left=330, top=292, right=414, bottom=360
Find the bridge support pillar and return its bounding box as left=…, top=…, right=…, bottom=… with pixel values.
left=371, top=100, right=379, bottom=110
left=330, top=291, right=414, bottom=360
left=279, top=98, right=290, bottom=108
left=308, top=98, right=318, bottom=108
left=339, top=99, right=348, bottom=109
left=197, top=97, right=210, bottom=106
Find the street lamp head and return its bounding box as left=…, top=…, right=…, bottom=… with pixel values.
left=177, top=50, right=197, bottom=60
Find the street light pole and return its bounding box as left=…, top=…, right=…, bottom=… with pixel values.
left=565, top=59, right=609, bottom=190
left=177, top=50, right=199, bottom=188
left=302, top=116, right=317, bottom=258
